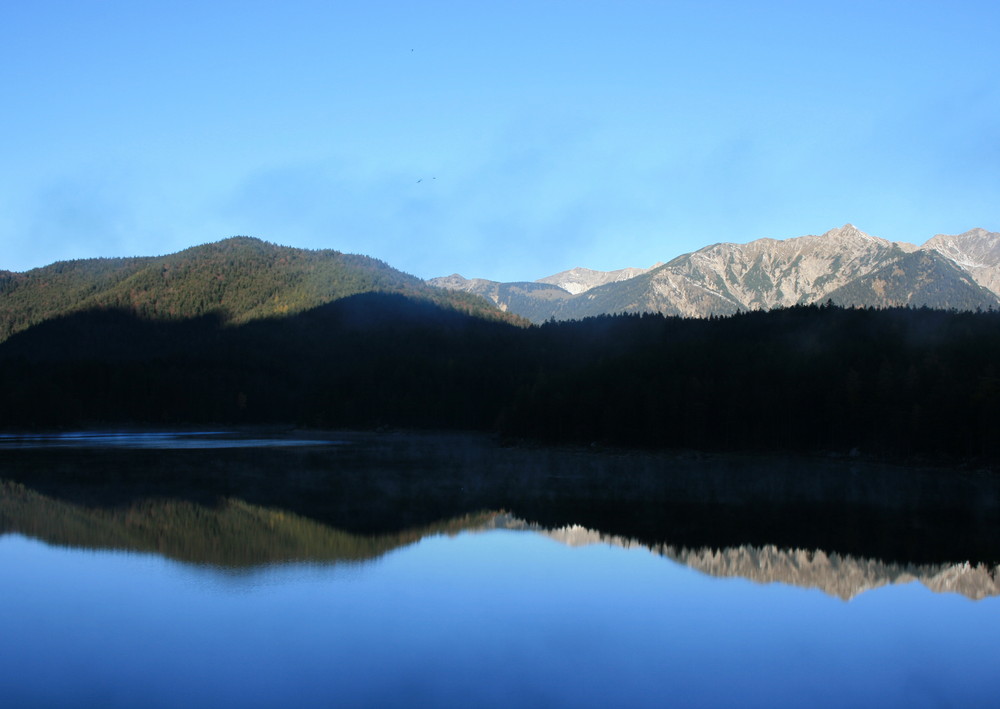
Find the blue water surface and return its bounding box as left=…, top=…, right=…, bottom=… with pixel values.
left=1, top=530, right=996, bottom=709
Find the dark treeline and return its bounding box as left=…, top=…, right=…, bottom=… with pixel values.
left=0, top=293, right=532, bottom=432
left=1, top=296, right=998, bottom=463
left=508, top=304, right=1000, bottom=462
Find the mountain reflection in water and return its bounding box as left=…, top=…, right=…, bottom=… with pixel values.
left=2, top=475, right=998, bottom=601
left=528, top=521, right=1000, bottom=601
left=3, top=430, right=999, bottom=564
left=4, top=431, right=1000, bottom=708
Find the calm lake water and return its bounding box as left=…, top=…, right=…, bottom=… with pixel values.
left=1, top=430, right=998, bottom=708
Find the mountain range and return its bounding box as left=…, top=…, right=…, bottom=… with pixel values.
left=3, top=225, right=997, bottom=340
left=429, top=225, right=1000, bottom=322
left=3, top=223, right=1000, bottom=460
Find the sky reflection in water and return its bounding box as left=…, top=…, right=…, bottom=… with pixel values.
left=1, top=530, right=996, bottom=709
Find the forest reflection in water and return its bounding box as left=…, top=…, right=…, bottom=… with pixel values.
left=2, top=430, right=1000, bottom=708
left=1, top=429, right=999, bottom=591
left=3, top=485, right=999, bottom=601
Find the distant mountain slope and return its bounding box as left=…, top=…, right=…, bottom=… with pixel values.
left=827, top=250, right=1000, bottom=310
left=530, top=263, right=743, bottom=320
left=535, top=223, right=904, bottom=319
left=1, top=237, right=523, bottom=342
left=425, top=275, right=573, bottom=323
left=430, top=225, right=999, bottom=322
left=923, top=228, right=1000, bottom=297
left=645, top=224, right=915, bottom=315
left=535, top=264, right=660, bottom=295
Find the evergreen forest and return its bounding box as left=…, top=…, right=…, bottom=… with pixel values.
left=0, top=236, right=524, bottom=343
left=1, top=290, right=998, bottom=465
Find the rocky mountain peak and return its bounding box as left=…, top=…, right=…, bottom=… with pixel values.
left=920, top=228, right=1000, bottom=297
left=536, top=264, right=657, bottom=295
left=924, top=229, right=1000, bottom=262
left=822, top=223, right=879, bottom=243
left=427, top=273, right=497, bottom=290
left=429, top=225, right=999, bottom=323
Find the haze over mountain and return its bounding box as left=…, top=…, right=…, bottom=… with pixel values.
left=430, top=226, right=1000, bottom=322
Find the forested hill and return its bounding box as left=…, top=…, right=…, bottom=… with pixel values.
left=0, top=237, right=523, bottom=342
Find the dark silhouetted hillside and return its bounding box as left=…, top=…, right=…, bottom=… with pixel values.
left=1, top=296, right=998, bottom=464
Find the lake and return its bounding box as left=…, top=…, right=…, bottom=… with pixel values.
left=1, top=430, right=998, bottom=708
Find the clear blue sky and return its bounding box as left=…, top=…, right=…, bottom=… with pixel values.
left=2, top=1, right=997, bottom=282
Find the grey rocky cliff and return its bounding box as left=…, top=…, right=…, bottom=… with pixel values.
left=648, top=224, right=916, bottom=316
left=425, top=274, right=573, bottom=321
left=826, top=249, right=1000, bottom=311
